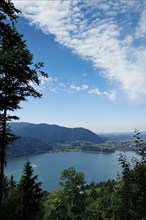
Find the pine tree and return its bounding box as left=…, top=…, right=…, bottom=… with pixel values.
left=17, top=161, right=42, bottom=220
left=2, top=175, right=18, bottom=220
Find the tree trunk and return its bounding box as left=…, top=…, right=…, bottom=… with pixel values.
left=0, top=108, right=7, bottom=219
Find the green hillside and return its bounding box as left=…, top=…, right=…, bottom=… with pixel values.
left=8, top=122, right=107, bottom=157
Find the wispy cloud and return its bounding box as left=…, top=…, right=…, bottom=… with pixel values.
left=88, top=88, right=116, bottom=101
left=70, top=84, right=88, bottom=91
left=44, top=79, right=116, bottom=101
left=29, top=75, right=58, bottom=91
left=88, top=88, right=101, bottom=96
left=103, top=90, right=116, bottom=101
left=32, top=73, right=116, bottom=101
left=13, top=0, right=146, bottom=100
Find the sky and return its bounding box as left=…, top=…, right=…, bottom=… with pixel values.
left=11, top=0, right=146, bottom=133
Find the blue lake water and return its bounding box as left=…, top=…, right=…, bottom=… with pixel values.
left=5, top=151, right=140, bottom=192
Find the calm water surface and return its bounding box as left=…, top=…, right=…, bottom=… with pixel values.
left=5, top=151, right=140, bottom=191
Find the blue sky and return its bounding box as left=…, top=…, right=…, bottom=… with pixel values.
left=12, top=0, right=145, bottom=133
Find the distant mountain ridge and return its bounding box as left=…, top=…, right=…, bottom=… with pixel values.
left=8, top=122, right=105, bottom=157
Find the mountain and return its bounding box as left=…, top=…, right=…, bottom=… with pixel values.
left=8, top=122, right=105, bottom=157
left=99, top=131, right=146, bottom=142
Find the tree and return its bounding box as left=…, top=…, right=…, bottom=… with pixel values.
left=17, top=161, right=42, bottom=220
left=42, top=167, right=86, bottom=219
left=0, top=0, right=47, bottom=215
left=60, top=167, right=86, bottom=219
left=1, top=164, right=42, bottom=220
left=42, top=189, right=66, bottom=220
left=110, top=130, right=146, bottom=220
left=1, top=175, right=18, bottom=220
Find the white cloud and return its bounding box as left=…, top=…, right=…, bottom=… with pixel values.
left=88, top=88, right=116, bottom=101
left=103, top=90, right=116, bottom=101
left=82, top=84, right=89, bottom=90
left=29, top=74, right=58, bottom=91
left=88, top=88, right=101, bottom=95
left=30, top=73, right=116, bottom=101
left=13, top=0, right=146, bottom=101
left=70, top=84, right=88, bottom=91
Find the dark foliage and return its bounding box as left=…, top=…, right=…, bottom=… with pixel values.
left=0, top=0, right=47, bottom=215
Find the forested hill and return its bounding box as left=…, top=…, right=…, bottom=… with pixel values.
left=8, top=122, right=105, bottom=157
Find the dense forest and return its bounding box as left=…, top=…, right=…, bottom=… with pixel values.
left=7, top=122, right=106, bottom=157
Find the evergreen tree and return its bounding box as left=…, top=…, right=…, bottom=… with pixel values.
left=17, top=161, right=42, bottom=220
left=0, top=0, right=47, bottom=214
left=2, top=175, right=19, bottom=220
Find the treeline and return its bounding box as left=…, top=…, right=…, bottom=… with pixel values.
left=2, top=136, right=146, bottom=220
left=53, top=141, right=115, bottom=153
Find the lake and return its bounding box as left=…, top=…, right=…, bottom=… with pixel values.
left=5, top=151, right=140, bottom=192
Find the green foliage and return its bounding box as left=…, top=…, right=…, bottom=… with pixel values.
left=2, top=162, right=42, bottom=220
left=41, top=167, right=88, bottom=219
left=2, top=175, right=19, bottom=220
left=17, top=161, right=42, bottom=220
left=59, top=167, right=86, bottom=219
left=133, top=129, right=146, bottom=160
left=107, top=130, right=146, bottom=220
left=0, top=0, right=47, bottom=214
left=42, top=189, right=67, bottom=220
left=83, top=131, right=146, bottom=220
